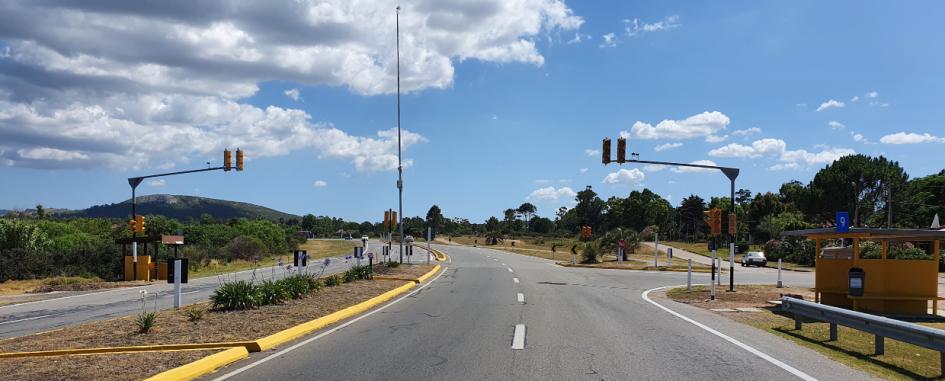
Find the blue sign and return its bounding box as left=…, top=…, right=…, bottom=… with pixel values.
left=836, top=212, right=850, bottom=232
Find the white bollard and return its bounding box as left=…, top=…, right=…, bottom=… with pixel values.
left=173, top=259, right=181, bottom=309
left=687, top=258, right=692, bottom=291
left=654, top=233, right=660, bottom=267
left=777, top=258, right=783, bottom=288
left=710, top=249, right=717, bottom=300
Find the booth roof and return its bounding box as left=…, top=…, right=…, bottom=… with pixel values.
left=781, top=227, right=945, bottom=240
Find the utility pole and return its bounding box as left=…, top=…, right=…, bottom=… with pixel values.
left=395, top=6, right=405, bottom=264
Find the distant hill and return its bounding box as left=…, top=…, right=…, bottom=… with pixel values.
left=60, top=194, right=298, bottom=222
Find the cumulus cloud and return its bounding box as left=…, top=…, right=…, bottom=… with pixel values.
left=827, top=121, right=845, bottom=130
left=585, top=149, right=600, bottom=156
left=705, top=134, right=728, bottom=143
left=671, top=160, right=719, bottom=173
left=629, top=111, right=730, bottom=140
left=816, top=99, right=845, bottom=112
left=654, top=142, right=682, bottom=152
left=579, top=168, right=588, bottom=174
left=624, top=15, right=680, bottom=37
left=599, top=33, right=617, bottom=48
left=709, top=138, right=854, bottom=170
left=527, top=186, right=577, bottom=202
left=643, top=164, right=667, bottom=172
left=0, top=0, right=581, bottom=170
left=866, top=91, right=878, bottom=99
left=879, top=132, right=945, bottom=144
left=313, top=180, right=327, bottom=188
left=731, top=127, right=761, bottom=137
left=284, top=88, right=301, bottom=102
left=602, top=168, right=645, bottom=185
left=146, top=179, right=165, bottom=187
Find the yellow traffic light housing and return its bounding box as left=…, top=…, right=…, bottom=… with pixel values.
left=223, top=149, right=232, bottom=171
left=236, top=149, right=244, bottom=171
left=384, top=210, right=391, bottom=228
left=728, top=212, right=737, bottom=236
left=602, top=138, right=611, bottom=165
left=391, top=211, right=398, bottom=227
left=704, top=209, right=722, bottom=237
left=616, top=137, right=627, bottom=163
left=128, top=218, right=137, bottom=233
left=134, top=215, right=145, bottom=233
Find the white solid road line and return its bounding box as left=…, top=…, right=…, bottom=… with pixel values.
left=212, top=267, right=449, bottom=381
left=507, top=268, right=514, bottom=273
left=0, top=314, right=53, bottom=326
left=517, top=293, right=525, bottom=304
left=513, top=278, right=520, bottom=283
left=511, top=324, right=526, bottom=350
left=501, top=263, right=506, bottom=266
left=641, top=285, right=817, bottom=381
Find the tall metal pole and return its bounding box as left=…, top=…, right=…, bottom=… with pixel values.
left=131, top=186, right=137, bottom=281
left=396, top=6, right=405, bottom=264
left=729, top=178, right=735, bottom=292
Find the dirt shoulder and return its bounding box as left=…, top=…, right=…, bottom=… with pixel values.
left=0, top=349, right=220, bottom=381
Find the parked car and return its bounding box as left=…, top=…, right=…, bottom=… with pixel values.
left=741, top=251, right=767, bottom=267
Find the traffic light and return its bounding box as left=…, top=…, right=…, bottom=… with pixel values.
left=128, top=218, right=137, bottom=233
left=602, top=138, right=611, bottom=165
left=728, top=212, right=737, bottom=236
left=391, top=211, right=398, bottom=227
left=236, top=149, right=244, bottom=171
left=223, top=149, right=232, bottom=171
left=616, top=137, right=627, bottom=163
left=384, top=210, right=391, bottom=228
left=703, top=209, right=722, bottom=237
left=135, top=215, right=146, bottom=233
left=580, top=226, right=593, bottom=238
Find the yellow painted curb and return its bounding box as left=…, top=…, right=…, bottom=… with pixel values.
left=0, top=341, right=256, bottom=359
left=142, top=347, right=249, bottom=381
left=555, top=262, right=711, bottom=273
left=373, top=276, right=421, bottom=283
left=416, top=265, right=441, bottom=284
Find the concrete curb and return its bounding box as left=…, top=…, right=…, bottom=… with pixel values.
left=0, top=341, right=256, bottom=359
left=142, top=347, right=249, bottom=381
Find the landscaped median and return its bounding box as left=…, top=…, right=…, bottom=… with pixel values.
left=0, top=263, right=443, bottom=381
left=665, top=284, right=945, bottom=380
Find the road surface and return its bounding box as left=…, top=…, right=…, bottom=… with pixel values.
left=212, top=243, right=874, bottom=381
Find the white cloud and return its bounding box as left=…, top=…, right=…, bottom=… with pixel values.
left=624, top=15, right=680, bottom=37
left=0, top=0, right=581, bottom=170
left=602, top=168, right=645, bottom=184
left=567, top=33, right=590, bottom=44
left=585, top=149, right=600, bottom=156
left=643, top=164, right=667, bottom=172
left=527, top=186, right=577, bottom=202
left=796, top=103, right=807, bottom=108
left=866, top=91, right=878, bottom=99
left=852, top=133, right=865, bottom=143
left=850, top=95, right=860, bottom=102
left=284, top=88, right=301, bottom=102
left=629, top=111, right=730, bottom=140
left=879, top=132, right=945, bottom=144
left=709, top=138, right=854, bottom=170
left=579, top=168, right=588, bottom=174
left=654, top=142, right=682, bottom=152
left=313, top=180, right=327, bottom=188
left=705, top=134, right=728, bottom=143
left=827, top=121, right=845, bottom=130
left=534, top=179, right=551, bottom=184
left=599, top=33, right=617, bottom=48
left=146, top=179, right=165, bottom=187
left=816, top=100, right=845, bottom=112
left=671, top=160, right=718, bottom=173
left=731, top=127, right=761, bottom=137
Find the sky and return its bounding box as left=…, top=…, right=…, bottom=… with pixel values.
left=1, top=1, right=944, bottom=222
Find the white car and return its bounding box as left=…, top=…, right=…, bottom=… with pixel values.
left=361, top=235, right=369, bottom=241
left=741, top=251, right=767, bottom=267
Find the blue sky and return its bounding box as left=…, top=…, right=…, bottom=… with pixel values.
left=1, top=1, right=944, bottom=222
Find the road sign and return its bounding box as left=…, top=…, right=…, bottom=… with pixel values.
left=836, top=211, right=850, bottom=232
left=618, top=239, right=626, bottom=249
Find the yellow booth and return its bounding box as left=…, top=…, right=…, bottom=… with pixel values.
left=783, top=228, right=945, bottom=316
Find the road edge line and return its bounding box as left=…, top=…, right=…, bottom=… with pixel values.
left=0, top=342, right=256, bottom=359
left=142, top=347, right=249, bottom=381
left=641, top=285, right=818, bottom=381
left=211, top=265, right=449, bottom=380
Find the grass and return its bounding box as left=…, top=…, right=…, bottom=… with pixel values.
left=190, top=239, right=358, bottom=279
left=0, top=276, right=117, bottom=296
left=663, top=241, right=813, bottom=272
left=667, top=285, right=945, bottom=380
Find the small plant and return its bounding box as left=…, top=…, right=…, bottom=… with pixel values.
left=386, top=261, right=400, bottom=268
left=211, top=280, right=259, bottom=310
left=324, top=274, right=342, bottom=287
left=282, top=275, right=312, bottom=299
left=304, top=274, right=323, bottom=292
left=258, top=280, right=289, bottom=305
left=136, top=311, right=157, bottom=333
left=184, top=306, right=205, bottom=322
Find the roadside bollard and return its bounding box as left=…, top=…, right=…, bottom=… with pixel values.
left=687, top=258, right=692, bottom=291
left=777, top=258, right=783, bottom=288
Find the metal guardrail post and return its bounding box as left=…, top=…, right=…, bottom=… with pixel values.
left=875, top=335, right=884, bottom=355
left=829, top=323, right=837, bottom=341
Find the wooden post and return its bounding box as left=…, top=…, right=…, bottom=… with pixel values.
left=882, top=240, right=888, bottom=260
left=935, top=240, right=941, bottom=316
left=815, top=239, right=821, bottom=303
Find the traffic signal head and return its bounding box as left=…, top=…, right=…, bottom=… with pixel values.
left=711, top=209, right=722, bottom=237
left=223, top=149, right=232, bottom=171
left=616, top=137, right=627, bottom=163
left=728, top=212, right=737, bottom=236
left=128, top=218, right=136, bottom=233
left=391, top=211, right=398, bottom=227
left=236, top=149, right=244, bottom=171
left=602, top=138, right=611, bottom=165
left=384, top=210, right=391, bottom=228
left=135, top=215, right=146, bottom=233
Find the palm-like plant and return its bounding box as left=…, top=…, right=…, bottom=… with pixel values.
left=484, top=230, right=504, bottom=245
left=596, top=228, right=641, bottom=260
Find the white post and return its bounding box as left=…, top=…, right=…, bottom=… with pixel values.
left=717, top=257, right=722, bottom=286
left=427, top=227, right=432, bottom=265
left=687, top=258, right=692, bottom=291
left=617, top=245, right=623, bottom=264
left=777, top=258, right=783, bottom=288
left=173, top=259, right=181, bottom=309
left=710, top=249, right=717, bottom=300
left=132, top=242, right=138, bottom=280
left=654, top=233, right=660, bottom=267
left=729, top=242, right=735, bottom=290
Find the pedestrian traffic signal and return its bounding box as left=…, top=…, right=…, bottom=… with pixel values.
left=728, top=212, right=737, bottom=236
left=223, top=149, right=232, bottom=171
left=616, top=137, right=627, bottom=163
left=236, top=149, right=244, bottom=171
left=602, top=138, right=611, bottom=165
left=135, top=215, right=146, bottom=233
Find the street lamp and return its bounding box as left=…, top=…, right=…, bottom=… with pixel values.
left=395, top=6, right=405, bottom=263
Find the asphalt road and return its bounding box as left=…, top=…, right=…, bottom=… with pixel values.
left=0, top=240, right=421, bottom=339
left=212, top=244, right=874, bottom=381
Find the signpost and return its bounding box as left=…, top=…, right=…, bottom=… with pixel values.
left=618, top=239, right=626, bottom=264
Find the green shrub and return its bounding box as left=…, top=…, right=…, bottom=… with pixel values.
left=304, top=274, right=322, bottom=292
left=860, top=241, right=882, bottom=259
left=210, top=280, right=259, bottom=310
left=258, top=280, right=290, bottom=305
left=581, top=243, right=600, bottom=264
left=184, top=306, right=205, bottom=322
left=136, top=311, right=157, bottom=333
left=324, top=274, right=342, bottom=287
left=890, top=247, right=932, bottom=260
left=386, top=261, right=400, bottom=268
left=342, top=265, right=371, bottom=283
left=282, top=275, right=312, bottom=299
left=343, top=268, right=357, bottom=283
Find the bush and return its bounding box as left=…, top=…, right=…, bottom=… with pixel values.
left=386, top=261, right=400, bottom=268
left=258, top=280, right=290, bottom=305
left=581, top=243, right=600, bottom=264
left=281, top=275, right=312, bottom=299
left=304, top=274, right=323, bottom=292
left=224, top=236, right=268, bottom=261
left=860, top=241, right=882, bottom=259
left=211, top=280, right=259, bottom=310
left=890, top=247, right=932, bottom=260
left=135, top=312, right=157, bottom=334
left=184, top=306, right=205, bottom=322
left=324, top=274, right=342, bottom=287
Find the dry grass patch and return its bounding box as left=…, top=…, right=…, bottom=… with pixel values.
left=667, top=284, right=814, bottom=309
left=0, top=349, right=220, bottom=381
left=0, top=264, right=435, bottom=354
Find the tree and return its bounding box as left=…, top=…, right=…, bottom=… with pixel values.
left=808, top=155, right=908, bottom=226
left=502, top=208, right=521, bottom=233
left=900, top=170, right=945, bottom=228
left=529, top=217, right=554, bottom=234
left=516, top=203, right=537, bottom=231
left=747, top=192, right=784, bottom=242
left=677, top=195, right=706, bottom=241
left=35, top=204, right=46, bottom=219
left=573, top=186, right=605, bottom=232
left=224, top=235, right=268, bottom=261
left=485, top=216, right=501, bottom=232
left=300, top=214, right=317, bottom=232
left=735, top=189, right=753, bottom=206
left=425, top=205, right=445, bottom=238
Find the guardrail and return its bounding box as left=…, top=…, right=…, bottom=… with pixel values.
left=781, top=296, right=945, bottom=376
